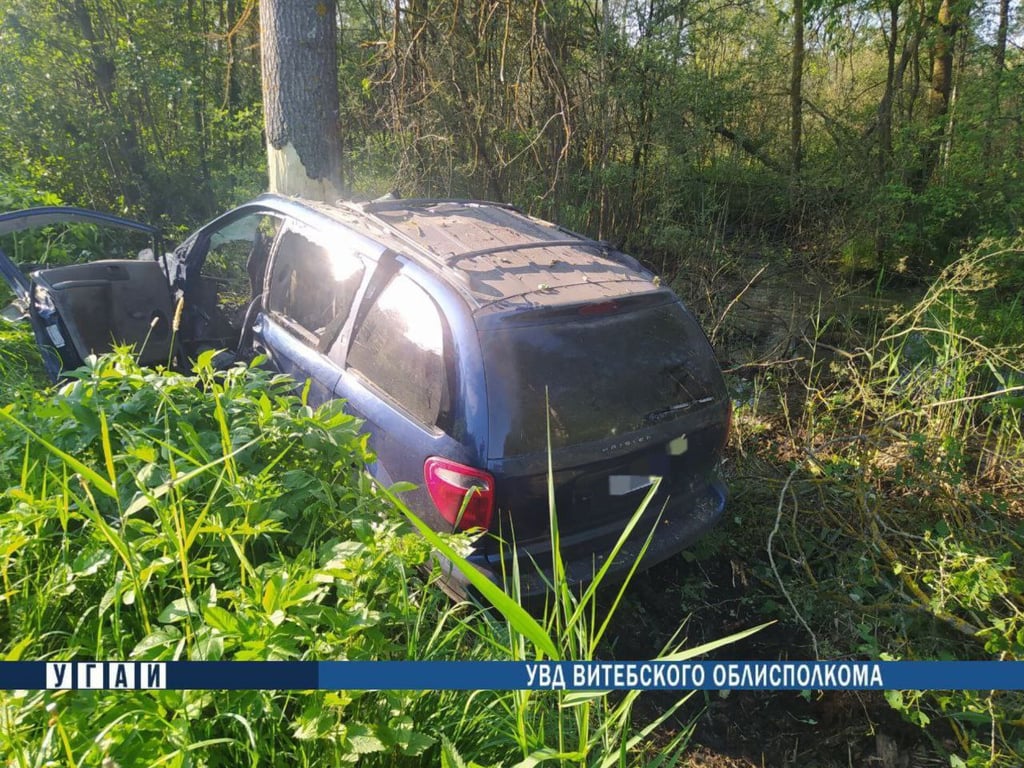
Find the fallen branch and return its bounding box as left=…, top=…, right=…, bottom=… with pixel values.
left=711, top=264, right=767, bottom=344
left=867, top=514, right=981, bottom=639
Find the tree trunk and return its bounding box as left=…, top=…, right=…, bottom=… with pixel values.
left=988, top=0, right=1009, bottom=164
left=995, top=0, right=1009, bottom=72
left=223, top=0, right=242, bottom=113
left=914, top=0, right=959, bottom=188
left=927, top=0, right=955, bottom=119
left=790, top=0, right=804, bottom=176
left=259, top=0, right=345, bottom=200
left=877, top=0, right=899, bottom=171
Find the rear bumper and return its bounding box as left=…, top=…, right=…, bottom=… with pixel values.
left=435, top=475, right=727, bottom=602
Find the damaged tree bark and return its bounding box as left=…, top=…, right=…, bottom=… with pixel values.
left=259, top=0, right=345, bottom=200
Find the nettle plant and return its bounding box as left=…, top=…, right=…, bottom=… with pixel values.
left=0, top=350, right=463, bottom=765
left=0, top=348, right=749, bottom=767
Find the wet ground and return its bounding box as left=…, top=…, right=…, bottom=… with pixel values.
left=602, top=256, right=942, bottom=766
left=605, top=555, right=944, bottom=767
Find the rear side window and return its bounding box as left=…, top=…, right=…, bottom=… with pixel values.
left=347, top=275, right=449, bottom=427
left=267, top=226, right=365, bottom=341
left=203, top=212, right=281, bottom=292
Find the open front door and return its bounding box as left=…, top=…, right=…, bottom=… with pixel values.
left=30, top=260, right=175, bottom=374
left=0, top=207, right=167, bottom=380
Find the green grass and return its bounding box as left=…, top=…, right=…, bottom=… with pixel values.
left=0, top=321, right=47, bottom=402
left=384, top=441, right=765, bottom=766
left=723, top=236, right=1024, bottom=766
left=0, top=343, right=738, bottom=767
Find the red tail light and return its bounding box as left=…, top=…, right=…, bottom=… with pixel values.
left=423, top=457, right=495, bottom=531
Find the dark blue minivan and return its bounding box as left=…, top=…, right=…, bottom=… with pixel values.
left=0, top=196, right=730, bottom=597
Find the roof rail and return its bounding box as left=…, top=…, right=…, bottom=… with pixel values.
left=341, top=197, right=650, bottom=283
left=445, top=238, right=609, bottom=266
left=361, top=198, right=520, bottom=214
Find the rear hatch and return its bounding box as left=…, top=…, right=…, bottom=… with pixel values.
left=478, top=292, right=729, bottom=565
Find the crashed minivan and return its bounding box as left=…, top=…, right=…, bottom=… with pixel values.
left=0, top=196, right=730, bottom=597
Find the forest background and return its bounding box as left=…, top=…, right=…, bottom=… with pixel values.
left=1, top=0, right=1023, bottom=766
left=0, top=0, right=1019, bottom=265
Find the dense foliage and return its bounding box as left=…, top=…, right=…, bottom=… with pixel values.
left=0, top=0, right=1020, bottom=270
left=0, top=353, right=445, bottom=765
left=0, top=349, right=722, bottom=766
left=720, top=236, right=1024, bottom=766
left=1, top=0, right=1023, bottom=764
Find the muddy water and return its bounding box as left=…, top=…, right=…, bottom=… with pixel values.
left=676, top=261, right=909, bottom=370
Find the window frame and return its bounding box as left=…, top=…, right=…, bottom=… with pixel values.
left=343, top=268, right=455, bottom=431
left=263, top=220, right=372, bottom=350
left=180, top=208, right=285, bottom=351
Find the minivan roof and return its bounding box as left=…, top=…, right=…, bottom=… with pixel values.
left=289, top=195, right=659, bottom=314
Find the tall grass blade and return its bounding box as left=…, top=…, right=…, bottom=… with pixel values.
left=123, top=436, right=261, bottom=517
left=377, top=481, right=559, bottom=659
left=0, top=405, right=116, bottom=499
left=98, top=409, right=117, bottom=489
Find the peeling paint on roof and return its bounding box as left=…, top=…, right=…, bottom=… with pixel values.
left=312, top=199, right=657, bottom=312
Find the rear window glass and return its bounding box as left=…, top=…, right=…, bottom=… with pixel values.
left=481, top=301, right=719, bottom=456
left=267, top=227, right=365, bottom=341
left=347, top=274, right=449, bottom=427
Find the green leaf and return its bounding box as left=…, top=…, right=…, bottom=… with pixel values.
left=258, top=392, right=272, bottom=418
left=3, top=635, right=35, bottom=661
left=348, top=724, right=386, bottom=754
left=377, top=480, right=558, bottom=660
left=132, top=626, right=183, bottom=659
left=0, top=405, right=116, bottom=499
left=400, top=730, right=435, bottom=756
left=193, top=348, right=219, bottom=372
left=99, top=408, right=117, bottom=489
left=158, top=596, right=200, bottom=624
left=659, top=622, right=772, bottom=662
left=884, top=689, right=904, bottom=710
left=440, top=736, right=468, bottom=768
left=128, top=444, right=158, bottom=463
left=203, top=605, right=239, bottom=634
left=72, top=548, right=111, bottom=577
left=192, top=631, right=224, bottom=661
left=292, top=706, right=333, bottom=741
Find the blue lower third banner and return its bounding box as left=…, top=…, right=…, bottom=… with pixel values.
left=1, top=661, right=1023, bottom=691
